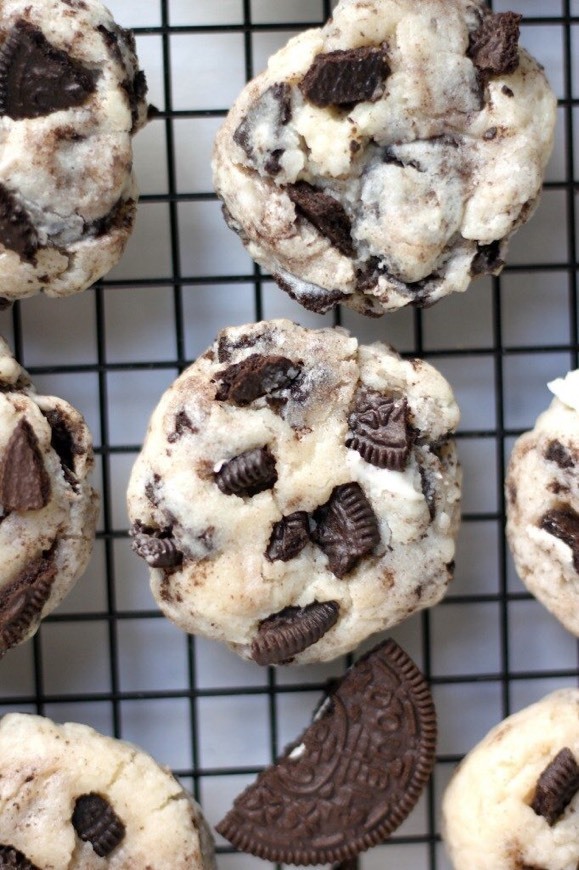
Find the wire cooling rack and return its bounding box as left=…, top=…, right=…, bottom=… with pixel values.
left=0, top=1, right=577, bottom=867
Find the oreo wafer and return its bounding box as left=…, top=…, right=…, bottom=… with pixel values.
left=217, top=638, right=437, bottom=864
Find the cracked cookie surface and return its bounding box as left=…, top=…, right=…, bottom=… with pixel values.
left=443, top=689, right=579, bottom=870
left=0, top=0, right=149, bottom=304
left=506, top=370, right=579, bottom=637
left=0, top=713, right=215, bottom=869
left=213, top=0, right=556, bottom=316
left=0, top=337, right=99, bottom=656
left=127, top=319, right=461, bottom=664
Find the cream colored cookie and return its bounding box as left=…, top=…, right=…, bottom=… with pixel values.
left=506, top=371, right=579, bottom=636
left=0, top=713, right=216, bottom=869
left=443, top=689, right=579, bottom=870
left=213, top=0, right=556, bottom=316
left=0, top=0, right=149, bottom=303
left=0, top=337, right=99, bottom=656
left=127, top=319, right=461, bottom=665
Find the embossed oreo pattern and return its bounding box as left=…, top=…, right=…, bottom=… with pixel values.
left=127, top=319, right=461, bottom=664
left=217, top=639, right=437, bottom=863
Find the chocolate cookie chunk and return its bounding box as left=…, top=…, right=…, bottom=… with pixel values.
left=217, top=639, right=437, bottom=863
left=0, top=0, right=149, bottom=304
left=506, top=370, right=579, bottom=636
left=0, top=337, right=98, bottom=655
left=127, top=319, right=461, bottom=665
left=213, top=0, right=556, bottom=316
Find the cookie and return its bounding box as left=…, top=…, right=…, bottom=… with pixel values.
left=442, top=688, right=579, bottom=869
left=0, top=0, right=149, bottom=304
left=0, top=712, right=216, bottom=868
left=217, top=638, right=437, bottom=864
left=0, top=337, right=99, bottom=656
left=506, top=370, right=579, bottom=636
left=127, top=319, right=461, bottom=665
left=213, top=0, right=556, bottom=316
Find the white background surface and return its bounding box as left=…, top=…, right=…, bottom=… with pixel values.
left=0, top=1, right=577, bottom=868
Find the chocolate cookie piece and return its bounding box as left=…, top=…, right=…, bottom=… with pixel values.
left=217, top=638, right=437, bottom=863
left=0, top=714, right=216, bottom=868
left=251, top=600, right=340, bottom=665
left=0, top=845, right=40, bottom=869
left=72, top=793, right=125, bottom=857
left=300, top=45, right=390, bottom=108
left=506, top=369, right=579, bottom=636
left=213, top=0, right=555, bottom=317
left=468, top=11, right=522, bottom=76
left=346, top=393, right=410, bottom=470
left=127, top=319, right=461, bottom=665
left=0, top=337, right=99, bottom=655
left=442, top=689, right=579, bottom=870
left=0, top=20, right=97, bottom=120
left=313, top=482, right=380, bottom=578
left=0, top=0, right=149, bottom=303
left=531, top=748, right=579, bottom=826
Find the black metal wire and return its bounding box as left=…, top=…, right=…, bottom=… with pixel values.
left=0, top=2, right=576, bottom=869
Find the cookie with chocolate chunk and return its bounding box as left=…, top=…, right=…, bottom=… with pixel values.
left=127, top=319, right=461, bottom=665
left=0, top=337, right=99, bottom=656
left=218, top=638, right=437, bottom=863
left=443, top=689, right=579, bottom=869
left=0, top=713, right=215, bottom=868
left=213, top=0, right=556, bottom=316
left=506, top=370, right=579, bottom=636
left=0, top=0, right=149, bottom=304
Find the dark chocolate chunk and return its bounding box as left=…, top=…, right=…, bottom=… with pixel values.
left=545, top=440, right=575, bottom=470
left=92, top=197, right=136, bottom=238
left=266, top=512, right=310, bottom=562
left=0, top=845, right=40, bottom=869
left=216, top=354, right=301, bottom=405
left=470, top=239, right=505, bottom=277
left=216, top=447, right=277, bottom=497
left=0, top=419, right=51, bottom=512
left=300, top=45, right=390, bottom=107
left=72, top=793, right=126, bottom=857
left=0, top=184, right=38, bottom=263
left=313, top=483, right=380, bottom=578
left=286, top=182, right=354, bottom=258
left=217, top=638, right=437, bottom=864
left=264, top=149, right=285, bottom=176
left=252, top=599, right=340, bottom=665
left=0, top=21, right=98, bottom=120
left=346, top=393, right=410, bottom=470
left=0, top=551, right=57, bottom=656
left=468, top=11, right=522, bottom=75
left=540, top=507, right=579, bottom=573
left=131, top=532, right=183, bottom=569
left=531, top=747, right=579, bottom=825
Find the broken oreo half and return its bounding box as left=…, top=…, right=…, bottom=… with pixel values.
left=217, top=638, right=437, bottom=864
left=72, top=792, right=126, bottom=857
left=251, top=600, right=340, bottom=666
left=531, top=747, right=579, bottom=826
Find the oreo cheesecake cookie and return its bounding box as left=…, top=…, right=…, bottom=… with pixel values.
left=506, top=370, right=579, bottom=636
left=0, top=0, right=149, bottom=304
left=0, top=713, right=216, bottom=868
left=213, top=0, right=556, bottom=316
left=127, top=319, right=461, bottom=665
left=443, top=689, right=579, bottom=870
left=0, top=337, right=99, bottom=657
left=218, top=639, right=437, bottom=864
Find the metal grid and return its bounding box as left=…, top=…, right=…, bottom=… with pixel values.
left=0, top=1, right=577, bottom=868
